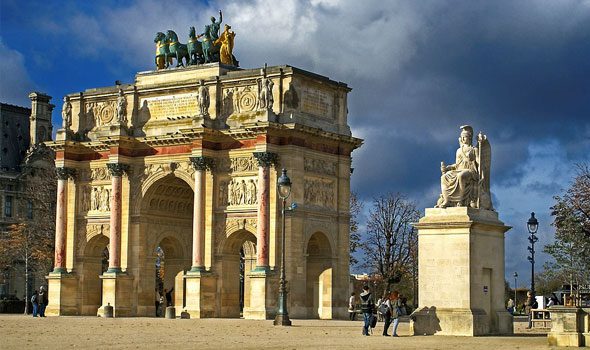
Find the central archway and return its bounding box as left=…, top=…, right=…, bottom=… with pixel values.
left=137, top=173, right=193, bottom=316
left=218, top=229, right=257, bottom=317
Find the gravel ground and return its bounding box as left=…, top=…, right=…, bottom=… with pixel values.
left=0, top=315, right=553, bottom=349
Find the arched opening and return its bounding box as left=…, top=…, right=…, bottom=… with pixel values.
left=139, top=174, right=193, bottom=317
left=80, top=233, right=109, bottom=315
left=219, top=230, right=257, bottom=317
left=306, top=232, right=333, bottom=319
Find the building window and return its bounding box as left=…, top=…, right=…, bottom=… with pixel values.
left=26, top=200, right=33, bottom=219
left=5, top=196, right=13, bottom=217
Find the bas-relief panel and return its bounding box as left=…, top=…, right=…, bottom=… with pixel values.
left=218, top=177, right=257, bottom=207
left=217, top=156, right=257, bottom=174
left=304, top=158, right=337, bottom=176
left=304, top=177, right=336, bottom=209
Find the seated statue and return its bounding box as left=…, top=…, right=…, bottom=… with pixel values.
left=435, top=125, right=493, bottom=210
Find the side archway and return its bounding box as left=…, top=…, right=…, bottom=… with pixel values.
left=79, top=233, right=109, bottom=315
left=306, top=231, right=333, bottom=319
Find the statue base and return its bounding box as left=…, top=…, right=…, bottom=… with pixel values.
left=243, top=269, right=277, bottom=320
left=547, top=306, right=588, bottom=347
left=97, top=271, right=133, bottom=317
left=45, top=271, right=79, bottom=316
left=411, top=207, right=512, bottom=336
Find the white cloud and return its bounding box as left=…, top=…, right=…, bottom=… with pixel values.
left=0, top=37, right=36, bottom=107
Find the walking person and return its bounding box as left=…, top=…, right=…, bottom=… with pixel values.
left=525, top=291, right=538, bottom=329
left=155, top=289, right=162, bottom=317
left=390, top=290, right=402, bottom=336
left=507, top=298, right=515, bottom=315
left=359, top=285, right=375, bottom=336
left=380, top=292, right=392, bottom=336
left=38, top=286, right=47, bottom=317
left=31, top=290, right=39, bottom=317
left=348, top=292, right=357, bottom=321
left=165, top=287, right=174, bottom=307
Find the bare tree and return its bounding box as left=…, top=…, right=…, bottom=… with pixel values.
left=349, top=191, right=363, bottom=266
left=360, top=192, right=420, bottom=295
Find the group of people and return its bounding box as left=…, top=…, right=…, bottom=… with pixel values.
left=349, top=286, right=405, bottom=336
left=154, top=287, right=174, bottom=317
left=30, top=286, right=48, bottom=317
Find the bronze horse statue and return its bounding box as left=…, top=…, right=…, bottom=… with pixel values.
left=165, top=30, right=190, bottom=67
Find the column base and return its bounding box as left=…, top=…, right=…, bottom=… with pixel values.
left=184, top=271, right=217, bottom=318
left=243, top=269, right=276, bottom=320
left=97, top=271, right=133, bottom=317
left=45, top=272, right=79, bottom=316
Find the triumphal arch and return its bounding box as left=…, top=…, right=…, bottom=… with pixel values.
left=45, top=63, right=362, bottom=319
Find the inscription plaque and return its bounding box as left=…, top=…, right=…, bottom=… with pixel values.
left=140, top=93, right=198, bottom=120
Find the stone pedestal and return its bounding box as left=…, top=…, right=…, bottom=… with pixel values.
left=410, top=207, right=512, bottom=336
left=45, top=272, right=79, bottom=316
left=547, top=306, right=587, bottom=347
left=243, top=270, right=276, bottom=320
left=184, top=272, right=217, bottom=318
left=97, top=272, right=133, bottom=317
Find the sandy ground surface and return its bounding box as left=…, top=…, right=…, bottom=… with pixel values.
left=0, top=315, right=553, bottom=349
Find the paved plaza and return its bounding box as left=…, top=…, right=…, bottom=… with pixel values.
left=0, top=315, right=551, bottom=349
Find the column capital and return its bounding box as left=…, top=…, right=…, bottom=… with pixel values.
left=107, top=163, right=129, bottom=177
left=55, top=167, right=77, bottom=180
left=253, top=152, right=279, bottom=168
left=189, top=156, right=215, bottom=171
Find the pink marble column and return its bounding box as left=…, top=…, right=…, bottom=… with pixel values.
left=189, top=156, right=213, bottom=272
left=107, top=163, right=127, bottom=273
left=53, top=168, right=71, bottom=273
left=253, top=152, right=278, bottom=270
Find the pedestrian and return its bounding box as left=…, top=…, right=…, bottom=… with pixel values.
left=390, top=290, right=402, bottom=336
left=379, top=292, right=392, bottom=336
left=524, top=291, right=537, bottom=329
left=38, top=286, right=47, bottom=317
left=165, top=287, right=174, bottom=307
left=359, top=285, right=374, bottom=336
left=507, top=298, right=515, bottom=315
left=348, top=292, right=357, bottom=321
left=31, top=290, right=39, bottom=317
left=155, top=289, right=161, bottom=317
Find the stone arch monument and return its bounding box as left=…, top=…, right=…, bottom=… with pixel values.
left=45, top=63, right=362, bottom=319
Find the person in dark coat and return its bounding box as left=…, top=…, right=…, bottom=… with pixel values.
left=359, top=285, right=374, bottom=336
left=31, top=290, right=39, bottom=317
left=38, top=286, right=47, bottom=317
left=165, top=288, right=174, bottom=307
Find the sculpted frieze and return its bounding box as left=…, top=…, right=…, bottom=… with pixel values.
left=217, top=156, right=257, bottom=174
left=78, top=185, right=92, bottom=213
left=85, top=101, right=117, bottom=127
left=218, top=177, right=257, bottom=206
left=90, top=186, right=111, bottom=212
left=304, top=158, right=337, bottom=176
left=304, top=178, right=335, bottom=209
left=91, top=167, right=110, bottom=181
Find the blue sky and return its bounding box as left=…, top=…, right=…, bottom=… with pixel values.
left=1, top=0, right=590, bottom=289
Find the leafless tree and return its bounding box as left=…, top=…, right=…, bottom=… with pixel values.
left=360, top=192, right=420, bottom=295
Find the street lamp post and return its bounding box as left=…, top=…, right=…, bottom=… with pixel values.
left=527, top=212, right=539, bottom=297
left=513, top=272, right=518, bottom=313
left=274, top=169, right=292, bottom=326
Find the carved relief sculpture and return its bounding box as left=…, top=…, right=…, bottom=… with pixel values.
left=304, top=178, right=335, bottom=209
left=258, top=66, right=274, bottom=110
left=90, top=186, right=111, bottom=212
left=435, top=125, right=493, bottom=210
left=219, top=177, right=258, bottom=206
left=197, top=79, right=210, bottom=117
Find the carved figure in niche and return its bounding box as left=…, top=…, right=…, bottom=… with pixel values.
left=62, top=96, right=72, bottom=130
left=100, top=188, right=111, bottom=211
left=222, top=88, right=234, bottom=117
left=116, top=89, right=127, bottom=124
left=246, top=179, right=257, bottom=204
left=91, top=187, right=100, bottom=211
left=435, top=125, right=493, bottom=210
left=283, top=81, right=299, bottom=110
left=258, top=65, right=274, bottom=110
left=197, top=79, right=210, bottom=117
left=219, top=181, right=228, bottom=205
left=230, top=180, right=240, bottom=205
left=239, top=179, right=247, bottom=204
